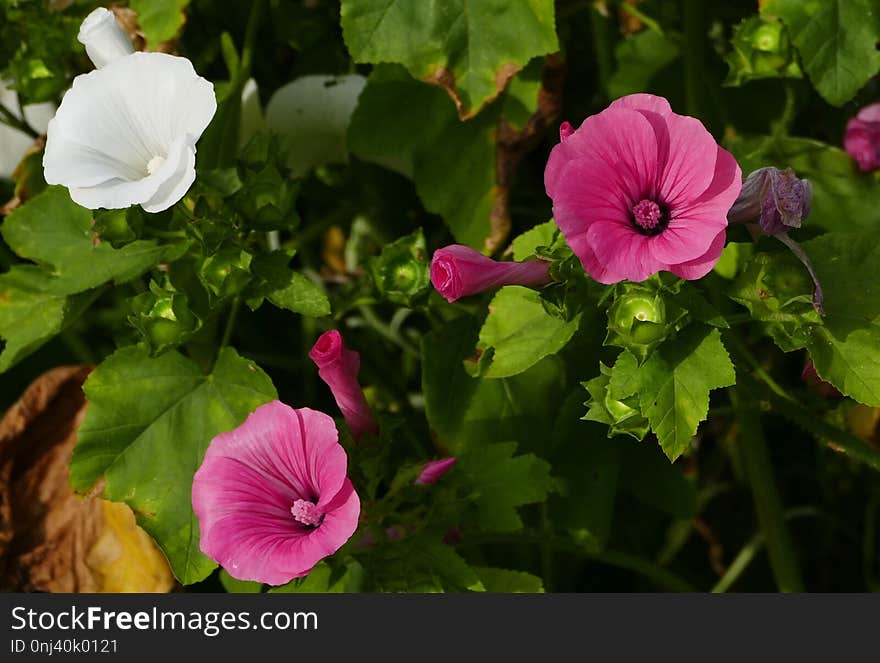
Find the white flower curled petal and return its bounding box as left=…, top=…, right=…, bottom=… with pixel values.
left=78, top=7, right=135, bottom=69
left=265, top=74, right=366, bottom=176
left=43, top=52, right=217, bottom=212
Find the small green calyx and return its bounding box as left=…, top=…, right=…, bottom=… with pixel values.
left=605, top=284, right=672, bottom=361
left=129, top=277, right=201, bottom=356
left=368, top=228, right=430, bottom=306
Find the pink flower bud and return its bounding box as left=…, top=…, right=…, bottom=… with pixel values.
left=844, top=103, right=880, bottom=172
left=415, top=457, right=457, bottom=485
left=430, top=245, right=552, bottom=303
left=802, top=360, right=841, bottom=399
left=309, top=330, right=378, bottom=441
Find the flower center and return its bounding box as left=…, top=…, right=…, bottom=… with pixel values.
left=146, top=155, right=166, bottom=175
left=290, top=499, right=323, bottom=527
left=632, top=199, right=665, bottom=233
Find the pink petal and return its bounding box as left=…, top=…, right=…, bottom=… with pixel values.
left=654, top=112, right=719, bottom=208
left=192, top=401, right=359, bottom=585
left=546, top=106, right=658, bottom=204
left=586, top=221, right=665, bottom=283
left=667, top=229, right=726, bottom=280
left=857, top=102, right=880, bottom=122
left=608, top=93, right=673, bottom=117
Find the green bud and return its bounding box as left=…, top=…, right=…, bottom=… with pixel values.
left=199, top=247, right=254, bottom=300
left=129, top=278, right=201, bottom=355
left=605, top=284, right=670, bottom=361
left=582, top=365, right=649, bottom=441
left=724, top=15, right=802, bottom=87
left=368, top=228, right=430, bottom=305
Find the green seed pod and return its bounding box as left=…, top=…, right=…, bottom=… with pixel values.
left=605, top=285, right=669, bottom=361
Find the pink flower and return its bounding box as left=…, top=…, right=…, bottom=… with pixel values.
left=844, top=103, right=880, bottom=172
left=192, top=401, right=360, bottom=585
left=309, top=330, right=378, bottom=441
left=430, top=245, right=552, bottom=303
left=415, top=457, right=457, bottom=485
left=544, top=94, right=742, bottom=284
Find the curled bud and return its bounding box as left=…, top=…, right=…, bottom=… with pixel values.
left=844, top=103, right=880, bottom=172
left=415, top=457, right=457, bottom=485
left=728, top=167, right=812, bottom=234
left=430, top=244, right=552, bottom=304
left=729, top=167, right=824, bottom=315
left=78, top=8, right=135, bottom=69
left=309, top=330, right=379, bottom=442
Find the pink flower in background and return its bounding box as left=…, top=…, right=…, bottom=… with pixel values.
left=844, top=103, right=880, bottom=172
left=309, top=330, right=378, bottom=441
left=192, top=402, right=360, bottom=585
left=430, top=245, right=552, bottom=303
left=415, top=457, right=457, bottom=485
left=544, top=93, right=742, bottom=283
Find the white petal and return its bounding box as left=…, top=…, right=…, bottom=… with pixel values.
left=239, top=78, right=265, bottom=148
left=265, top=74, right=366, bottom=176
left=68, top=134, right=195, bottom=210
left=142, top=140, right=197, bottom=212
left=78, top=8, right=135, bottom=68
left=43, top=52, right=216, bottom=210
left=0, top=83, right=54, bottom=178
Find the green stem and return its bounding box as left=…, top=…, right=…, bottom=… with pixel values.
left=589, top=5, right=615, bottom=98
left=219, top=297, right=242, bottom=351
left=357, top=305, right=419, bottom=357
left=730, top=386, right=805, bottom=592
left=619, top=2, right=664, bottom=35
left=711, top=507, right=819, bottom=593
left=0, top=103, right=38, bottom=139
left=772, top=81, right=797, bottom=139
left=681, top=0, right=707, bottom=118
left=463, top=533, right=696, bottom=592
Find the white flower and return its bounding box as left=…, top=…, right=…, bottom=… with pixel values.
left=43, top=10, right=216, bottom=213
left=77, top=8, right=134, bottom=68
left=0, top=84, right=54, bottom=179
left=265, top=75, right=365, bottom=176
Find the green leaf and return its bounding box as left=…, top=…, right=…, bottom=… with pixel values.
left=638, top=327, right=736, bottom=461
left=510, top=220, right=556, bottom=261
left=348, top=65, right=498, bottom=247
left=1, top=187, right=177, bottom=295
left=348, top=64, right=454, bottom=177
left=130, top=0, right=190, bottom=45
left=609, top=350, right=641, bottom=400
left=456, top=441, right=552, bottom=532
left=363, top=536, right=485, bottom=592
left=413, top=102, right=500, bottom=248
left=268, top=562, right=355, bottom=593
left=71, top=347, right=277, bottom=584
left=422, top=316, right=566, bottom=454
left=219, top=570, right=263, bottom=594
left=763, top=0, right=880, bottom=105
left=473, top=567, right=544, bottom=592
left=0, top=267, right=98, bottom=372
left=340, top=0, right=558, bottom=119
left=476, top=286, right=580, bottom=378
left=246, top=251, right=330, bottom=317
left=803, top=232, right=880, bottom=405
